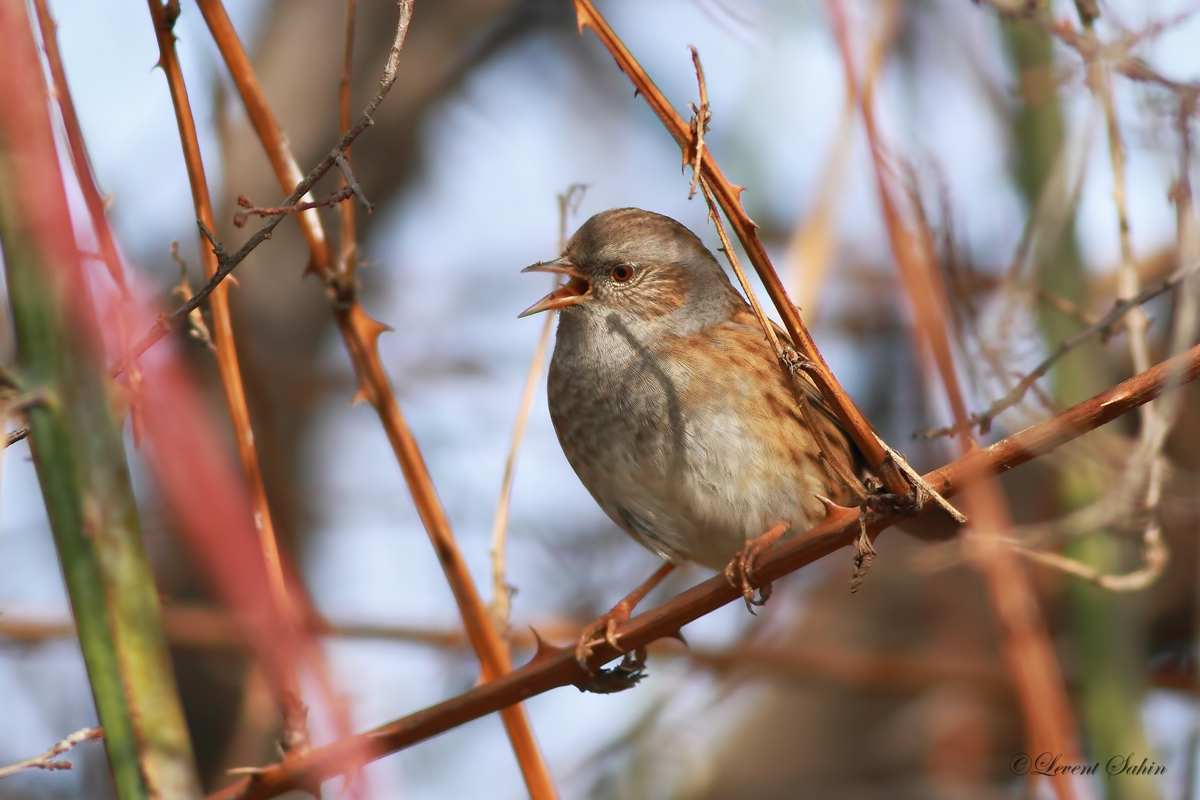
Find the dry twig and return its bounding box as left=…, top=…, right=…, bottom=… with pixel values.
left=684, top=46, right=709, bottom=200
left=169, top=242, right=215, bottom=350
left=233, top=188, right=356, bottom=228
left=489, top=184, right=586, bottom=630
left=0, top=727, right=103, bottom=780
left=918, top=258, right=1200, bottom=438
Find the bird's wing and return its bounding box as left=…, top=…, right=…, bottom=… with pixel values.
left=722, top=308, right=872, bottom=481
left=732, top=310, right=858, bottom=437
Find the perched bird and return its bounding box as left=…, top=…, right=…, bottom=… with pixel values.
left=521, top=208, right=868, bottom=665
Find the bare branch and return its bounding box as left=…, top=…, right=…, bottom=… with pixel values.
left=918, top=258, right=1200, bottom=438
left=0, top=727, right=102, bottom=780
left=232, top=188, right=355, bottom=228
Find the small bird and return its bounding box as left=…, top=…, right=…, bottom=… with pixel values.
left=520, top=207, right=864, bottom=664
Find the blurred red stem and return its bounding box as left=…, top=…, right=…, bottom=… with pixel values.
left=826, top=3, right=1085, bottom=796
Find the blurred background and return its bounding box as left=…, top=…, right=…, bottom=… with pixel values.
left=1, top=0, right=1199, bottom=797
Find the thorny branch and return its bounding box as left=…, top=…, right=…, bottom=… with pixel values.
left=206, top=343, right=1200, bottom=800
left=0, top=727, right=103, bottom=779
left=194, top=1, right=558, bottom=796
left=145, top=0, right=312, bottom=752
left=919, top=258, right=1200, bottom=438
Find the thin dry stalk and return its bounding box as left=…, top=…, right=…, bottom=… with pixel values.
left=488, top=313, right=551, bottom=631
left=685, top=46, right=709, bottom=200
left=206, top=341, right=1200, bottom=800
left=685, top=47, right=880, bottom=538
left=1089, top=28, right=1151, bottom=377
left=489, top=185, right=586, bottom=630
left=0, top=727, right=103, bottom=779
left=193, top=2, right=557, bottom=795
left=698, top=175, right=868, bottom=504
left=145, top=0, right=309, bottom=752
left=569, top=0, right=913, bottom=497
left=826, top=2, right=1085, bottom=796
left=787, top=0, right=900, bottom=312
left=170, top=243, right=216, bottom=350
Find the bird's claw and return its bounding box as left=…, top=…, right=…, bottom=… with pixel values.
left=723, top=521, right=788, bottom=613
left=574, top=612, right=647, bottom=694
left=574, top=612, right=625, bottom=668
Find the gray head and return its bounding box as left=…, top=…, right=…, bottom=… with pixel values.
left=519, top=208, right=743, bottom=336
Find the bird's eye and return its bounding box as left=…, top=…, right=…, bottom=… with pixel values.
left=610, top=265, right=634, bottom=282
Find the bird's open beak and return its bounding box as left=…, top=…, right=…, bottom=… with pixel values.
left=518, top=259, right=591, bottom=318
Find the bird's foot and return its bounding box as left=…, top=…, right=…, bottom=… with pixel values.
left=724, top=521, right=789, bottom=613
left=574, top=602, right=633, bottom=668
left=574, top=562, right=677, bottom=675
left=573, top=604, right=647, bottom=696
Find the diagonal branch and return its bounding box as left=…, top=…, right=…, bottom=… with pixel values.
left=205, top=340, right=1200, bottom=800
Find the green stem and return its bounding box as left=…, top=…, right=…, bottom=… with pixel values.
left=0, top=5, right=202, bottom=797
